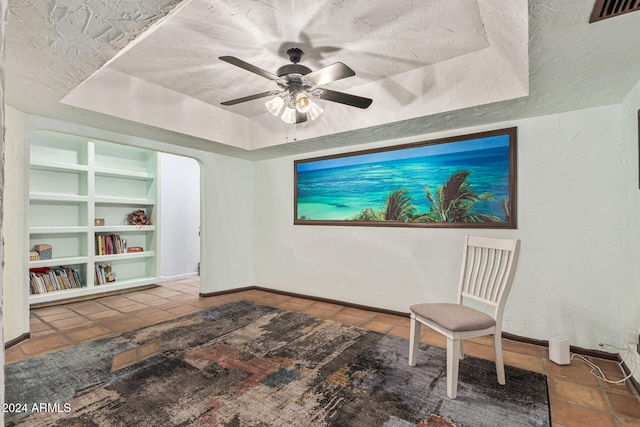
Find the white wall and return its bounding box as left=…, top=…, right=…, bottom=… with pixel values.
left=621, top=79, right=640, bottom=380
left=2, top=106, right=29, bottom=343
left=198, top=150, right=254, bottom=293
left=160, top=153, right=200, bottom=280
left=0, top=1, right=7, bottom=419
left=254, top=103, right=637, bottom=352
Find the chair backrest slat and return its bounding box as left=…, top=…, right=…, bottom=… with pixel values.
left=458, top=235, right=521, bottom=318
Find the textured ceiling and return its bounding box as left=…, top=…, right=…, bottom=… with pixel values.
left=105, top=0, right=489, bottom=118
left=5, top=0, right=640, bottom=160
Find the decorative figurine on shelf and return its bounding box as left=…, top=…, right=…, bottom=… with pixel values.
left=127, top=209, right=152, bottom=226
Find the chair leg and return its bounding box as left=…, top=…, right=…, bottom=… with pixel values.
left=408, top=316, right=421, bottom=366
left=446, top=338, right=460, bottom=399
left=494, top=334, right=506, bottom=385
left=459, top=339, right=465, bottom=360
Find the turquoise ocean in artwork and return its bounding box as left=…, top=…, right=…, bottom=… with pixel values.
left=296, top=137, right=511, bottom=221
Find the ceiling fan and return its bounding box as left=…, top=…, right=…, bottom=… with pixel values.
left=219, top=48, right=372, bottom=124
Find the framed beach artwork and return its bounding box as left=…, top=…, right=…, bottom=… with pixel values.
left=294, top=127, right=517, bottom=228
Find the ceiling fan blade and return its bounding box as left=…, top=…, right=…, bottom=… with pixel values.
left=219, top=56, right=282, bottom=82
left=305, top=62, right=355, bottom=86
left=221, top=91, right=274, bottom=106
left=314, top=88, right=373, bottom=109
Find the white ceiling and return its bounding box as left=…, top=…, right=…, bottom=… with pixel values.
left=5, top=0, right=640, bottom=159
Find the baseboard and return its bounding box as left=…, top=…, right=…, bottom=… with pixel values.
left=161, top=272, right=199, bottom=281
left=252, top=286, right=411, bottom=318
left=5, top=333, right=31, bottom=349
left=200, top=285, right=410, bottom=318
left=200, top=285, right=624, bottom=360
left=199, top=286, right=256, bottom=298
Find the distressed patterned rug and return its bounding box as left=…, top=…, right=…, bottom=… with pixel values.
left=5, top=301, right=550, bottom=426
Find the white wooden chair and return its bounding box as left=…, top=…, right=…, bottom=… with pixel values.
left=408, top=235, right=521, bottom=399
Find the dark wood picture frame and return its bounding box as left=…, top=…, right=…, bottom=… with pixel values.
left=294, top=127, right=517, bottom=228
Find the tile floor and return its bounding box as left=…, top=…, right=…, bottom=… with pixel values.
left=5, top=277, right=640, bottom=427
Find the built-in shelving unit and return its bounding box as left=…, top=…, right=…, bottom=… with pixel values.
left=28, top=130, right=160, bottom=304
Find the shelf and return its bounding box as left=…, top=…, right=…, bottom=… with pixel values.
left=30, top=199, right=88, bottom=228
left=94, top=197, right=155, bottom=205
left=94, top=167, right=154, bottom=180
left=30, top=131, right=89, bottom=166
left=94, top=142, right=157, bottom=175
left=94, top=225, right=155, bottom=232
left=30, top=226, right=89, bottom=234
left=92, top=277, right=158, bottom=289
left=95, top=251, right=155, bottom=262
left=31, top=161, right=89, bottom=173
left=30, top=193, right=89, bottom=203
left=29, top=256, right=88, bottom=268
left=27, top=131, right=160, bottom=304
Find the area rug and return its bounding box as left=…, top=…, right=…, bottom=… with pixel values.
left=5, top=301, right=550, bottom=426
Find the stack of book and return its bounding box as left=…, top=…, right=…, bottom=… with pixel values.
left=95, top=262, right=116, bottom=286
left=35, top=244, right=52, bottom=260
left=29, top=266, right=84, bottom=294
left=96, top=234, right=127, bottom=255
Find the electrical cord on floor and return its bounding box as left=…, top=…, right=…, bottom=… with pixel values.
left=570, top=342, right=640, bottom=385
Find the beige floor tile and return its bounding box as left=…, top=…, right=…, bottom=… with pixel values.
left=278, top=297, right=315, bottom=312
left=504, top=350, right=545, bottom=374
left=19, top=334, right=73, bottom=357
left=4, top=347, right=26, bottom=364
left=550, top=398, right=616, bottom=427
left=548, top=377, right=609, bottom=411
left=194, top=297, right=227, bottom=309
left=101, top=316, right=147, bottom=333
left=48, top=317, right=95, bottom=331
left=65, top=325, right=112, bottom=343
left=618, top=417, right=640, bottom=426
left=547, top=358, right=602, bottom=387
left=388, top=323, right=412, bottom=340
left=67, top=301, right=111, bottom=315
left=36, top=310, right=79, bottom=322
left=363, top=318, right=397, bottom=334
left=608, top=392, right=640, bottom=419
left=166, top=304, right=200, bottom=317
left=84, top=309, right=123, bottom=320
left=136, top=310, right=176, bottom=324
left=300, top=301, right=341, bottom=317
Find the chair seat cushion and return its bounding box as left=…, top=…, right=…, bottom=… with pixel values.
left=410, top=303, right=496, bottom=332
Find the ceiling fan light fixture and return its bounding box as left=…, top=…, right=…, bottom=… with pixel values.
left=307, top=101, right=324, bottom=120
left=281, top=106, right=297, bottom=124
left=265, top=96, right=284, bottom=116
left=295, top=92, right=311, bottom=113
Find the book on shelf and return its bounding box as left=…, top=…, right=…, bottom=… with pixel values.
left=127, top=246, right=144, bottom=253
left=96, top=234, right=127, bottom=256
left=95, top=262, right=116, bottom=286
left=34, top=244, right=52, bottom=260
left=29, top=266, right=84, bottom=295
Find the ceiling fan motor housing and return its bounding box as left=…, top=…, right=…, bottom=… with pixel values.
left=277, top=63, right=312, bottom=77
left=278, top=47, right=312, bottom=77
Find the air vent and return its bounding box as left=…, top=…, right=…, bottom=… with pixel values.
left=590, top=0, right=640, bottom=23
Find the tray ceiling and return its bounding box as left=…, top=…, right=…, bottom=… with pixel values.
left=5, top=0, right=640, bottom=159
